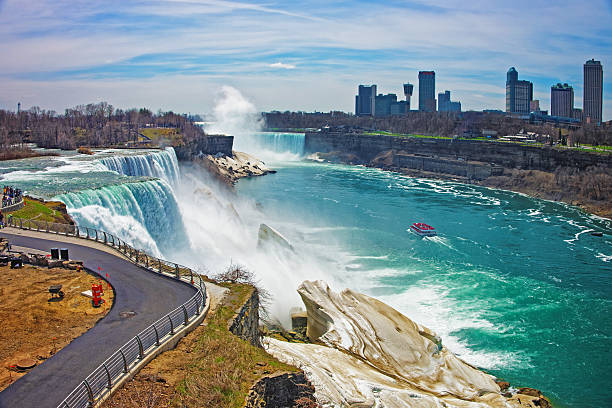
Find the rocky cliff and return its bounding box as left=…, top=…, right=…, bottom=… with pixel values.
left=265, top=281, right=551, bottom=408
left=229, top=286, right=261, bottom=347
left=305, top=132, right=611, bottom=171
left=174, top=134, right=234, bottom=160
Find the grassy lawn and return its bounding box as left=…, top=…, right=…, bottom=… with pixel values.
left=9, top=198, right=72, bottom=224
left=105, top=283, right=299, bottom=408
left=364, top=131, right=451, bottom=139
left=140, top=128, right=183, bottom=144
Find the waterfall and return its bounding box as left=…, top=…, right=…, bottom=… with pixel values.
left=98, top=148, right=180, bottom=186
left=251, top=132, right=305, bottom=156
left=232, top=132, right=306, bottom=161
left=55, top=179, right=188, bottom=257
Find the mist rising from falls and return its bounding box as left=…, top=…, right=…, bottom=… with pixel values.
left=204, top=86, right=304, bottom=161
left=174, top=165, right=341, bottom=324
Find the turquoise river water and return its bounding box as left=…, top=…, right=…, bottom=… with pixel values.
left=0, top=134, right=610, bottom=407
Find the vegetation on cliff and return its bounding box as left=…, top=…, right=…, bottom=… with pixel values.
left=9, top=197, right=73, bottom=224
left=104, top=282, right=300, bottom=408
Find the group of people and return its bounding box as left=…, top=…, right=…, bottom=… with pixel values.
left=2, top=186, right=22, bottom=208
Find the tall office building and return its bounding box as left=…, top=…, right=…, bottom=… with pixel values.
left=403, top=83, right=414, bottom=110
left=374, top=93, right=398, bottom=117
left=506, top=67, right=533, bottom=114
left=438, top=90, right=461, bottom=112
left=551, top=83, right=574, bottom=118
left=583, top=59, right=603, bottom=124
left=355, top=85, right=377, bottom=116
left=418, top=71, right=436, bottom=112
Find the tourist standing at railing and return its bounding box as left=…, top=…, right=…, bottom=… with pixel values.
left=1, top=186, right=22, bottom=208
left=0, top=210, right=4, bottom=229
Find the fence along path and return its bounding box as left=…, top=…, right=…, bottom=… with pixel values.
left=6, top=216, right=207, bottom=408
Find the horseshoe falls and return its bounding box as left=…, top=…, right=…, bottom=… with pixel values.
left=232, top=131, right=306, bottom=161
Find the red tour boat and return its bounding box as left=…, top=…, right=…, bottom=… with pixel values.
left=410, top=222, right=437, bottom=237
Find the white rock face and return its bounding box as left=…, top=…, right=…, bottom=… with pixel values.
left=265, top=280, right=536, bottom=408
left=257, top=223, right=294, bottom=251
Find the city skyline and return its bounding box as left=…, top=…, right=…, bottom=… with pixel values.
left=0, top=0, right=611, bottom=119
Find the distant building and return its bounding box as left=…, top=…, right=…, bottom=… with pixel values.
left=572, top=108, right=583, bottom=121
left=403, top=83, right=414, bottom=110
left=374, top=93, right=398, bottom=117
left=355, top=85, right=377, bottom=116
left=506, top=67, right=533, bottom=114
left=390, top=101, right=409, bottom=115
left=583, top=59, right=603, bottom=124
left=550, top=83, right=574, bottom=118
left=438, top=90, right=461, bottom=112
left=418, top=71, right=436, bottom=112
left=530, top=100, right=540, bottom=112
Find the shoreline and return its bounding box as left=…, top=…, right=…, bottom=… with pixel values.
left=0, top=149, right=59, bottom=161
left=309, top=152, right=612, bottom=220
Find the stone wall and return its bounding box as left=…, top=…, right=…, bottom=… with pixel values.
left=174, top=135, right=234, bottom=160
left=244, top=371, right=318, bottom=408
left=305, top=132, right=612, bottom=172
left=228, top=287, right=261, bottom=347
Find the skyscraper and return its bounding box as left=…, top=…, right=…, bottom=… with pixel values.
left=506, top=67, right=533, bottom=114
left=374, top=93, right=398, bottom=117
left=403, top=83, right=414, bottom=110
left=551, top=83, right=574, bottom=118
left=583, top=59, right=603, bottom=124
left=355, top=85, right=377, bottom=116
left=437, top=90, right=461, bottom=112
left=418, top=71, right=436, bottom=112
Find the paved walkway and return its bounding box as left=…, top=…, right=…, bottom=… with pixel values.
left=0, top=229, right=198, bottom=408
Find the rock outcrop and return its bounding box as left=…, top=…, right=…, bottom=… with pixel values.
left=228, top=286, right=261, bottom=347
left=244, top=371, right=318, bottom=408
left=265, top=280, right=548, bottom=408
left=194, top=151, right=274, bottom=185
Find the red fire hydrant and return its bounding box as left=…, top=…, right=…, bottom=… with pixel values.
left=92, top=283, right=104, bottom=307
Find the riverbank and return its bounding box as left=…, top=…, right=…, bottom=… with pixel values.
left=304, top=131, right=612, bottom=219
left=0, top=147, right=58, bottom=161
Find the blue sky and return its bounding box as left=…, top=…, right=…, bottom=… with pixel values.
left=1, top=0, right=611, bottom=119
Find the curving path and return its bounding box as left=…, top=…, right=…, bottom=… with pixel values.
left=0, top=229, right=197, bottom=408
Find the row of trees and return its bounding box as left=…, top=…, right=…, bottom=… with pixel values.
left=0, top=102, right=205, bottom=150
left=263, top=111, right=612, bottom=146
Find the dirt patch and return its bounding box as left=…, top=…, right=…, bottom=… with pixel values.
left=0, top=264, right=113, bottom=390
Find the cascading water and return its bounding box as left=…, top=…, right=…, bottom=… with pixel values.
left=55, top=179, right=188, bottom=258
left=97, top=148, right=180, bottom=186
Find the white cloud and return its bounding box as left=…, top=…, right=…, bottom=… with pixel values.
left=269, top=62, right=296, bottom=70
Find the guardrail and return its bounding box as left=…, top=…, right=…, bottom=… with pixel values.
left=5, top=216, right=207, bottom=408
left=1, top=197, right=25, bottom=213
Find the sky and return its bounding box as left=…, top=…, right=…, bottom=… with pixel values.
left=1, top=0, right=611, bottom=119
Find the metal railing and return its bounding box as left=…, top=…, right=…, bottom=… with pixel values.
left=5, top=216, right=207, bottom=408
